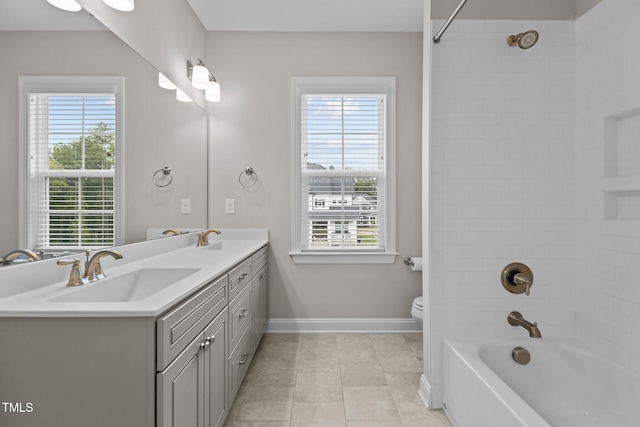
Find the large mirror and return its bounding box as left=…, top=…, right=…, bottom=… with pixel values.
left=0, top=1, right=208, bottom=260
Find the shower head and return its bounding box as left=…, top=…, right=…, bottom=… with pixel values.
left=507, top=30, right=539, bottom=49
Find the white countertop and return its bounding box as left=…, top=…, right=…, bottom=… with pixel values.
left=0, top=229, right=268, bottom=318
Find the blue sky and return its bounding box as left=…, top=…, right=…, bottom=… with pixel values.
left=46, top=95, right=116, bottom=145
left=303, top=95, right=384, bottom=171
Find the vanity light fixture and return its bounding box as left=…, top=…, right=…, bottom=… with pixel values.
left=102, top=0, right=135, bottom=12
left=175, top=88, right=192, bottom=103
left=191, top=64, right=210, bottom=90
left=188, top=60, right=222, bottom=103
left=205, top=80, right=221, bottom=103
left=158, top=72, right=177, bottom=90
left=46, top=0, right=82, bottom=12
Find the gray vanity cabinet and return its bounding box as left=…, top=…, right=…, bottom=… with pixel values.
left=157, top=244, right=268, bottom=427
left=0, top=244, right=267, bottom=427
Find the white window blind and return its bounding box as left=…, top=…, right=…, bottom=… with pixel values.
left=291, top=76, right=397, bottom=264
left=28, top=93, right=116, bottom=249
left=301, top=94, right=386, bottom=251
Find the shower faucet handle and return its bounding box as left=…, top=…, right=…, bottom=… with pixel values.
left=513, top=273, right=532, bottom=296
left=501, top=263, right=534, bottom=296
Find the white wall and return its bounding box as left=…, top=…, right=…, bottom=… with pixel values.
left=205, top=32, right=424, bottom=321
left=575, top=0, right=640, bottom=369
left=0, top=31, right=208, bottom=254
left=429, top=18, right=576, bottom=406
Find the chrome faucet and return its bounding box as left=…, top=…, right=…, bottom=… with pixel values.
left=84, top=249, right=123, bottom=282
left=508, top=311, right=542, bottom=338
left=197, top=229, right=222, bottom=247
left=3, top=249, right=40, bottom=265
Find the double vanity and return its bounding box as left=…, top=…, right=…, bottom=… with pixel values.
left=0, top=229, right=269, bottom=427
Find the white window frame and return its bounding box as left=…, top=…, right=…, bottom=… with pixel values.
left=18, top=76, right=125, bottom=250
left=290, top=76, right=397, bottom=264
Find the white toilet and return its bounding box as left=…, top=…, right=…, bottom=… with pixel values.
left=411, top=296, right=424, bottom=327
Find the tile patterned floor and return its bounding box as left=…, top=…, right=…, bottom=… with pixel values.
left=223, top=333, right=453, bottom=427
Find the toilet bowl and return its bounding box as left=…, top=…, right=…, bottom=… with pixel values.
left=411, top=296, right=424, bottom=327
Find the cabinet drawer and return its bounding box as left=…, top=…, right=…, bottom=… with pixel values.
left=251, top=245, right=268, bottom=276
left=229, top=259, right=251, bottom=301
left=157, top=274, right=228, bottom=370
left=228, top=324, right=252, bottom=404
left=229, top=282, right=252, bottom=349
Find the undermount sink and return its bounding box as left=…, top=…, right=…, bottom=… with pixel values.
left=49, top=268, right=201, bottom=303
left=202, top=241, right=224, bottom=250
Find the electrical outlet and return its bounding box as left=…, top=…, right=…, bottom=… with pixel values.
left=181, top=199, right=191, bottom=214
left=225, top=199, right=235, bottom=214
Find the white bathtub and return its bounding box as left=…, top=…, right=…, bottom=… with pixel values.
left=443, top=339, right=640, bottom=427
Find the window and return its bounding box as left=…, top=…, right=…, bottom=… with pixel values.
left=19, top=77, right=124, bottom=251
left=290, top=77, right=397, bottom=264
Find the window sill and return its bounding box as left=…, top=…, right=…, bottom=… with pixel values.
left=289, top=251, right=398, bottom=265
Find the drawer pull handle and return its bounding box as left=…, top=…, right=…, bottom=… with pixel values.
left=238, top=307, right=249, bottom=318
left=260, top=273, right=266, bottom=279
left=238, top=272, right=249, bottom=282
left=200, top=336, right=212, bottom=350
left=238, top=352, right=249, bottom=365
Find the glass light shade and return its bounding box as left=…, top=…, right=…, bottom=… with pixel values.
left=46, top=0, right=82, bottom=12
left=205, top=81, right=221, bottom=103
left=191, top=65, right=210, bottom=90
left=102, top=0, right=134, bottom=12
left=158, top=72, right=177, bottom=90
left=175, top=88, right=192, bottom=103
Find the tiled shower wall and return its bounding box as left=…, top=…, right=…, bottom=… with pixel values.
left=428, top=18, right=576, bottom=403
left=431, top=18, right=576, bottom=338
left=575, top=0, right=640, bottom=369
left=429, top=1, right=640, bottom=405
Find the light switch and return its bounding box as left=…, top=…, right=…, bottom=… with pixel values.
left=225, top=199, right=235, bottom=214
left=181, top=199, right=191, bottom=214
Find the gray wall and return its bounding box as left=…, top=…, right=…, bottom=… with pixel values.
left=206, top=32, right=423, bottom=319
left=432, top=0, right=602, bottom=20
left=0, top=31, right=208, bottom=255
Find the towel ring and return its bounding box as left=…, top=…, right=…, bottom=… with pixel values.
left=153, top=167, right=173, bottom=187
left=239, top=167, right=258, bottom=188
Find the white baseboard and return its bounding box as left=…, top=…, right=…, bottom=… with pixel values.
left=418, top=374, right=432, bottom=408
left=419, top=374, right=445, bottom=410
left=266, top=318, right=422, bottom=333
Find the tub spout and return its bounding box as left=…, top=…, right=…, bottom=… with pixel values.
left=508, top=311, right=542, bottom=338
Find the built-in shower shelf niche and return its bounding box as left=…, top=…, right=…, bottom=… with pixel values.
left=603, top=107, right=640, bottom=220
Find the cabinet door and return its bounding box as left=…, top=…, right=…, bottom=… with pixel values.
left=230, top=283, right=252, bottom=349
left=157, top=333, right=206, bottom=427
left=259, top=265, right=268, bottom=336
left=253, top=264, right=269, bottom=350
left=228, top=324, right=252, bottom=404
left=203, top=308, right=228, bottom=427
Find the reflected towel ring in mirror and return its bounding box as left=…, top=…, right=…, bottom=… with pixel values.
left=153, top=166, right=173, bottom=187
left=239, top=166, right=258, bottom=188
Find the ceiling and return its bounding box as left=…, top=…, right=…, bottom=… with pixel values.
left=0, top=0, right=423, bottom=32
left=0, top=0, right=600, bottom=32
left=187, top=0, right=424, bottom=32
